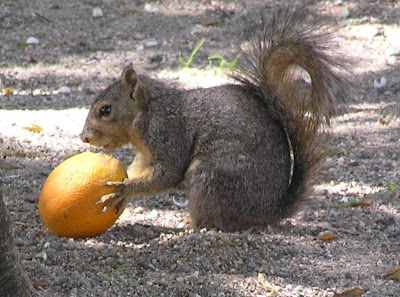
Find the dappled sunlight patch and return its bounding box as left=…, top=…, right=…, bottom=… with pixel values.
left=156, top=67, right=233, bottom=89
left=118, top=205, right=187, bottom=230
left=314, top=181, right=382, bottom=198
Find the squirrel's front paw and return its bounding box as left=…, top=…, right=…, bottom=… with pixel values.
left=98, top=181, right=128, bottom=214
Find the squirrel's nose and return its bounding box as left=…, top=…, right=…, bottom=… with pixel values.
left=80, top=133, right=90, bottom=143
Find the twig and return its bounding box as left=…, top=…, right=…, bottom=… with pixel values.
left=34, top=12, right=52, bottom=23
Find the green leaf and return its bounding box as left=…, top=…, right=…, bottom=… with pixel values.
left=181, top=38, right=206, bottom=69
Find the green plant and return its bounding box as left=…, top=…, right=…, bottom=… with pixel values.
left=387, top=181, right=399, bottom=191
left=328, top=147, right=343, bottom=157
left=208, top=54, right=240, bottom=71
left=179, top=38, right=206, bottom=69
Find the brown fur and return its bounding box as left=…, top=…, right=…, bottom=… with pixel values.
left=80, top=7, right=347, bottom=232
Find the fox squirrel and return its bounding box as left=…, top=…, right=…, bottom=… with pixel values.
left=80, top=7, right=347, bottom=232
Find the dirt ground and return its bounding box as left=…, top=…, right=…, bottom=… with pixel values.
left=1, top=0, right=399, bottom=296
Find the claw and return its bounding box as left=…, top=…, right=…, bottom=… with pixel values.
left=97, top=193, right=115, bottom=205
left=98, top=181, right=128, bottom=214
left=98, top=192, right=119, bottom=214
left=102, top=197, right=125, bottom=214
left=98, top=193, right=127, bottom=214
left=105, top=181, right=124, bottom=187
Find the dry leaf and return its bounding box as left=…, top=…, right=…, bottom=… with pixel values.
left=387, top=191, right=399, bottom=203
left=258, top=272, right=278, bottom=294
left=3, top=148, right=41, bottom=158
left=385, top=266, right=400, bottom=282
left=23, top=194, right=40, bottom=204
left=347, top=198, right=372, bottom=208
left=317, top=230, right=337, bottom=241
left=378, top=117, right=390, bottom=125
left=33, top=279, right=49, bottom=288
left=183, top=215, right=191, bottom=224
left=333, top=287, right=363, bottom=297
left=0, top=159, right=20, bottom=170
left=23, top=124, right=43, bottom=133
left=201, top=18, right=216, bottom=26
left=2, top=87, right=14, bottom=95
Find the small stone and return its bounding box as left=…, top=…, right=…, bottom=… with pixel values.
left=32, top=89, right=41, bottom=95
left=59, top=86, right=71, bottom=94
left=144, top=3, right=152, bottom=12
left=26, top=37, right=39, bottom=45
left=173, top=196, right=189, bottom=208
left=337, top=7, right=350, bottom=19
left=317, top=230, right=337, bottom=241
left=33, top=279, right=49, bottom=288
left=341, top=196, right=349, bottom=203
left=325, top=271, right=336, bottom=279
left=387, top=55, right=396, bottom=65
left=344, top=272, right=353, bottom=279
left=191, top=26, right=203, bottom=35
left=132, top=33, right=146, bottom=40
left=176, top=222, right=185, bottom=228
left=373, top=77, right=386, bottom=89
left=149, top=209, right=158, bottom=218
left=388, top=191, right=399, bottom=203
left=134, top=206, right=144, bottom=214
left=185, top=271, right=199, bottom=280
left=145, top=40, right=158, bottom=48
left=35, top=251, right=47, bottom=261
left=92, top=7, right=103, bottom=18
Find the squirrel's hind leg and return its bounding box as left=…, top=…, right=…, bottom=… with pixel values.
left=185, top=158, right=264, bottom=232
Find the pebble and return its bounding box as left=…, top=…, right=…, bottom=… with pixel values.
left=32, top=88, right=41, bottom=95
left=173, top=196, right=189, bottom=208
left=191, top=26, right=203, bottom=35
left=26, top=37, right=39, bottom=45
left=132, top=33, right=146, bottom=40
left=3, top=2, right=400, bottom=297
left=176, top=222, right=185, bottom=228
left=341, top=196, right=350, bottom=203
left=59, top=86, right=71, bottom=94
left=344, top=272, right=353, bottom=279
left=134, top=206, right=144, bottom=214
left=136, top=44, right=145, bottom=51
left=185, top=270, right=199, bottom=280
left=336, top=7, right=350, bottom=19
left=386, top=56, right=396, bottom=65
left=325, top=271, right=336, bottom=279
left=35, top=251, right=47, bottom=261
left=149, top=209, right=158, bottom=218
left=373, top=77, right=386, bottom=89
left=145, top=41, right=158, bottom=48
left=144, top=3, right=153, bottom=13
left=92, top=7, right=103, bottom=18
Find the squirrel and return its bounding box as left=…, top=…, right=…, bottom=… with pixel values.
left=80, top=7, right=347, bottom=232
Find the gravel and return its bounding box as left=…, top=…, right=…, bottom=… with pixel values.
left=1, top=0, right=399, bottom=296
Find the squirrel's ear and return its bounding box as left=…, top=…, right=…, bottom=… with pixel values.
left=121, top=65, right=138, bottom=87
left=121, top=65, right=149, bottom=109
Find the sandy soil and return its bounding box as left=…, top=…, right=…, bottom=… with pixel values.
left=1, top=0, right=399, bottom=296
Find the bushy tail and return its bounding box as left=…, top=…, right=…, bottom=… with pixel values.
left=234, top=6, right=348, bottom=219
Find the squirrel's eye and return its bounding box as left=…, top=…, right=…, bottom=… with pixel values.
left=99, top=105, right=112, bottom=117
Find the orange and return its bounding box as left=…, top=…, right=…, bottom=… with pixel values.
left=38, top=152, right=128, bottom=238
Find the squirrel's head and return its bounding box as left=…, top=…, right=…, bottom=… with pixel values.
left=80, top=65, right=149, bottom=150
